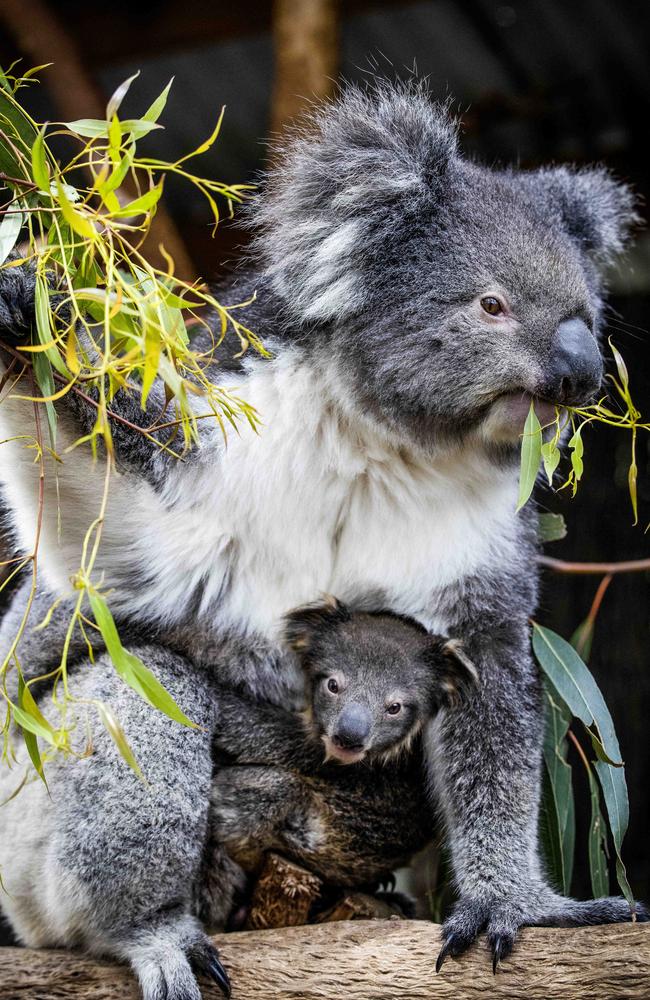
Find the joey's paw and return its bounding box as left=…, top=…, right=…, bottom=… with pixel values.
left=0, top=257, right=37, bottom=344
left=436, top=897, right=488, bottom=972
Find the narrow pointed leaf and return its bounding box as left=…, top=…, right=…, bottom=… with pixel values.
left=516, top=401, right=542, bottom=511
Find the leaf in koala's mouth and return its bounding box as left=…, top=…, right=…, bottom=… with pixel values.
left=483, top=391, right=559, bottom=442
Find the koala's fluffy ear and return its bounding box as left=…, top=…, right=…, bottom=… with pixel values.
left=250, top=80, right=459, bottom=323
left=527, top=166, right=639, bottom=263
left=282, top=596, right=351, bottom=654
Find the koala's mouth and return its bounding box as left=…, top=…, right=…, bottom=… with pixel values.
left=482, top=391, right=560, bottom=443
left=321, top=734, right=367, bottom=765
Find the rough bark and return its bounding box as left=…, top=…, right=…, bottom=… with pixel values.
left=1, top=921, right=649, bottom=999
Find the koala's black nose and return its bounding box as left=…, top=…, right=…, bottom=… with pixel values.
left=333, top=703, right=372, bottom=749
left=542, top=317, right=603, bottom=406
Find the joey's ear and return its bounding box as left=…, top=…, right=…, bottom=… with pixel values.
left=420, top=636, right=479, bottom=710
left=526, top=166, right=639, bottom=263
left=250, top=79, right=459, bottom=323
left=282, top=596, right=351, bottom=654
left=440, top=638, right=479, bottom=686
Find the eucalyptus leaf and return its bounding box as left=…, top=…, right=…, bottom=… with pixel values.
left=586, top=766, right=609, bottom=898
left=89, top=591, right=196, bottom=728
left=538, top=512, right=567, bottom=544
left=516, top=400, right=542, bottom=511
left=532, top=623, right=623, bottom=767
left=540, top=687, right=575, bottom=894
left=96, top=702, right=143, bottom=779
left=0, top=207, right=22, bottom=264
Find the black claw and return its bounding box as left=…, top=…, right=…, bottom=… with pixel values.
left=490, top=934, right=514, bottom=974
left=206, top=957, right=231, bottom=998
left=190, top=943, right=232, bottom=999
left=435, top=941, right=451, bottom=974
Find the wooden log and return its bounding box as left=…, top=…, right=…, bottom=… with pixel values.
left=1, top=921, right=649, bottom=999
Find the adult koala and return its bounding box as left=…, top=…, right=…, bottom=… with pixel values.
left=0, top=80, right=644, bottom=972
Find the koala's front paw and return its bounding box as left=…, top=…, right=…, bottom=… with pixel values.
left=436, top=890, right=649, bottom=974
left=0, top=257, right=37, bottom=345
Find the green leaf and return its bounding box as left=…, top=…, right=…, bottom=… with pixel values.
left=532, top=624, right=623, bottom=767
left=65, top=117, right=162, bottom=140
left=570, top=618, right=594, bottom=663
left=540, top=439, right=561, bottom=486
left=540, top=687, right=575, bottom=894
left=594, top=758, right=633, bottom=904
left=17, top=675, right=47, bottom=783
left=586, top=766, right=609, bottom=898
left=34, top=273, right=70, bottom=378
left=538, top=512, right=567, bottom=544
left=533, top=623, right=635, bottom=906
left=96, top=702, right=143, bottom=778
left=143, top=77, right=174, bottom=123
left=30, top=124, right=50, bottom=191
left=516, top=400, right=542, bottom=511
left=31, top=350, right=57, bottom=446
left=88, top=591, right=196, bottom=728
left=55, top=177, right=96, bottom=240
left=0, top=207, right=22, bottom=264
left=111, top=182, right=164, bottom=218
left=106, top=71, right=140, bottom=121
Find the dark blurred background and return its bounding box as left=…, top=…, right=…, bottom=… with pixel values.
left=0, top=0, right=648, bottom=919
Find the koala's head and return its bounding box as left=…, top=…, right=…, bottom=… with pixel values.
left=283, top=598, right=477, bottom=765
left=252, top=80, right=638, bottom=450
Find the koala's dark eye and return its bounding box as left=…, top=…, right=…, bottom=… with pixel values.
left=327, top=678, right=339, bottom=694
left=386, top=702, right=402, bottom=716
left=480, top=295, right=504, bottom=316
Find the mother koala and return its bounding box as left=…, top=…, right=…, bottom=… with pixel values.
left=0, top=80, right=644, bottom=983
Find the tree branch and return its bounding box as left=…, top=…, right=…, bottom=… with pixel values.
left=1, top=921, right=649, bottom=999
left=539, top=555, right=650, bottom=575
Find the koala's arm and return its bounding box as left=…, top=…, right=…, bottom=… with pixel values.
left=429, top=613, right=645, bottom=970
left=213, top=691, right=321, bottom=771
left=0, top=256, right=243, bottom=484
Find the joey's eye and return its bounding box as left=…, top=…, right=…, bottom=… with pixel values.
left=386, top=702, right=402, bottom=716
left=327, top=678, right=339, bottom=694
left=480, top=295, right=504, bottom=316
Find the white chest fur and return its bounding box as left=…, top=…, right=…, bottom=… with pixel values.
left=0, top=352, right=520, bottom=636
left=129, top=354, right=521, bottom=637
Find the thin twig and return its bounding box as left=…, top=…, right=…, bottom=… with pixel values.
left=539, top=555, right=650, bottom=575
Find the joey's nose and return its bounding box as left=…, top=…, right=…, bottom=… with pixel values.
left=333, top=703, right=372, bottom=749
left=541, top=318, right=603, bottom=406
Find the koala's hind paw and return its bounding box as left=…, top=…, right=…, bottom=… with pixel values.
left=126, top=917, right=231, bottom=1000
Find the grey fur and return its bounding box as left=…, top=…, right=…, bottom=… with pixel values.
left=0, top=77, right=645, bottom=989
left=0, top=605, right=471, bottom=997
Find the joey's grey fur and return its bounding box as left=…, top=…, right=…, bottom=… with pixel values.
left=0, top=601, right=472, bottom=998
left=0, top=78, right=646, bottom=988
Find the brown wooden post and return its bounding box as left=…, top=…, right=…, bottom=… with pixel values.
left=271, top=0, right=339, bottom=135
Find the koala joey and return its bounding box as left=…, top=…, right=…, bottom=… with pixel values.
left=204, top=599, right=478, bottom=911
left=0, top=598, right=474, bottom=1000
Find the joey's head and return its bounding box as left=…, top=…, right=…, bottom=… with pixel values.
left=283, top=598, right=477, bottom=765
left=252, top=80, right=637, bottom=452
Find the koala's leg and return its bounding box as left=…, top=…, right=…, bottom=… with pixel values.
left=0, top=644, right=231, bottom=999
left=427, top=625, right=647, bottom=973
